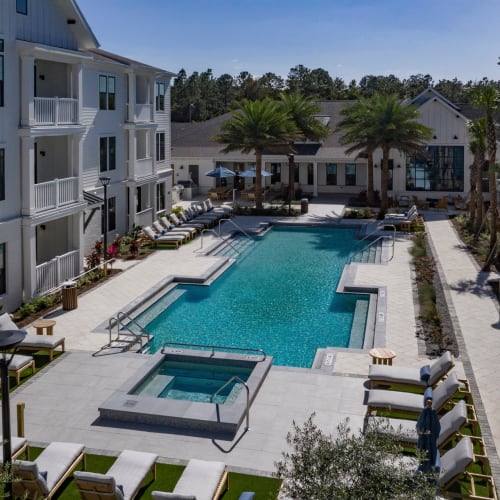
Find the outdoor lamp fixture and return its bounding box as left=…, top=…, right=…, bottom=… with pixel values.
left=99, top=176, right=111, bottom=261
left=0, top=329, right=27, bottom=498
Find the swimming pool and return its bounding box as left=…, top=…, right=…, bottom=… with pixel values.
left=135, top=225, right=369, bottom=368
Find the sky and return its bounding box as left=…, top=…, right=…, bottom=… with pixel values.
left=77, top=0, right=500, bottom=84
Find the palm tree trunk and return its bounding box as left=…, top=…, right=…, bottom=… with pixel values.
left=367, top=152, right=374, bottom=206
left=288, top=153, right=295, bottom=213
left=255, top=149, right=263, bottom=210
left=483, top=121, right=497, bottom=271
left=475, top=161, right=484, bottom=234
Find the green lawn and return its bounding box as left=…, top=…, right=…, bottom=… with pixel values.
left=26, top=448, right=281, bottom=499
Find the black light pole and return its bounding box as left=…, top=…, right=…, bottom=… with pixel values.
left=0, top=330, right=27, bottom=499
left=99, top=176, right=111, bottom=263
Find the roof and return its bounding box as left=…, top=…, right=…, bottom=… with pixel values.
left=83, top=190, right=103, bottom=206
left=85, top=48, right=176, bottom=77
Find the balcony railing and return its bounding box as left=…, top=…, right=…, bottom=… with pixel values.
left=135, top=207, right=153, bottom=227
left=135, top=103, right=152, bottom=122
left=34, top=97, right=78, bottom=125
left=34, top=177, right=79, bottom=212
left=35, top=249, right=80, bottom=295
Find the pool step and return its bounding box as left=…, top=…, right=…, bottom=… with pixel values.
left=213, top=236, right=255, bottom=259
left=349, top=299, right=369, bottom=348
left=137, top=374, right=174, bottom=397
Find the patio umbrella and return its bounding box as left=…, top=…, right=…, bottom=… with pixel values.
left=239, top=166, right=272, bottom=177
left=416, top=397, right=441, bottom=473
left=204, top=166, right=236, bottom=178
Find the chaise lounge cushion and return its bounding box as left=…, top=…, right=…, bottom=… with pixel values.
left=73, top=471, right=124, bottom=500
left=174, top=459, right=225, bottom=500
left=20, top=333, right=65, bottom=350
left=367, top=372, right=459, bottom=414
left=151, top=493, right=196, bottom=500
left=438, top=436, right=474, bottom=487
left=368, top=351, right=453, bottom=388
left=0, top=312, right=20, bottom=331
left=0, top=436, right=28, bottom=463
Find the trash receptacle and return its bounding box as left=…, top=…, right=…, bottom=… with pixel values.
left=62, top=280, right=78, bottom=310
left=301, top=198, right=309, bottom=214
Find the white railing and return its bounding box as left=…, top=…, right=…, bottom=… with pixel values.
left=134, top=157, right=154, bottom=179
left=135, top=208, right=153, bottom=227
left=135, top=103, right=152, bottom=122
left=34, top=177, right=79, bottom=212
left=34, top=97, right=78, bottom=125
left=35, top=250, right=80, bottom=295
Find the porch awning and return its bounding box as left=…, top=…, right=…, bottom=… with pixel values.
left=83, top=190, right=103, bottom=207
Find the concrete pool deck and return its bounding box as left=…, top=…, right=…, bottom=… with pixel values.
left=6, top=199, right=500, bottom=486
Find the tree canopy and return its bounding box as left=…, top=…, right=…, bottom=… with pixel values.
left=171, top=64, right=500, bottom=122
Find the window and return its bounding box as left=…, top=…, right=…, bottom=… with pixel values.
left=155, top=82, right=165, bottom=111
left=16, top=0, right=27, bottom=14
left=0, top=243, right=4, bottom=294
left=307, top=163, right=314, bottom=185
left=136, top=185, right=150, bottom=213
left=0, top=149, right=4, bottom=200
left=156, top=132, right=165, bottom=161
left=108, top=197, right=116, bottom=231
left=99, top=75, right=115, bottom=110
left=270, top=163, right=281, bottom=184
left=345, top=164, right=356, bottom=186
left=100, top=137, right=116, bottom=172
left=326, top=163, right=337, bottom=185
left=406, top=146, right=464, bottom=192
left=0, top=39, right=4, bottom=107
left=156, top=183, right=166, bottom=212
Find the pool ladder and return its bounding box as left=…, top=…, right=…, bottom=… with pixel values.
left=197, top=218, right=254, bottom=255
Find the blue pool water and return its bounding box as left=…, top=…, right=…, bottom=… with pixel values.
left=137, top=226, right=369, bottom=367
left=131, top=360, right=252, bottom=404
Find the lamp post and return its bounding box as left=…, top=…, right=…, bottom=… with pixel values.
left=0, top=329, right=26, bottom=498
left=99, top=176, right=111, bottom=270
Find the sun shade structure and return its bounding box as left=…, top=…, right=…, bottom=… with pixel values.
left=204, top=166, right=236, bottom=178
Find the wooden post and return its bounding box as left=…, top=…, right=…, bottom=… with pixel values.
left=17, top=402, right=25, bottom=438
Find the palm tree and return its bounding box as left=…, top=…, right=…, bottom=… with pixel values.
left=366, top=94, right=432, bottom=213
left=212, top=98, right=295, bottom=209
left=471, top=84, right=499, bottom=271
left=468, top=118, right=487, bottom=235
left=279, top=93, right=330, bottom=208
left=337, top=98, right=378, bottom=205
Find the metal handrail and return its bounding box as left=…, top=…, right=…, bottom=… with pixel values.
left=161, top=341, right=266, bottom=361
left=198, top=228, right=242, bottom=255
left=349, top=226, right=396, bottom=264
left=217, top=218, right=253, bottom=240
left=108, top=311, right=152, bottom=349
left=211, top=376, right=250, bottom=431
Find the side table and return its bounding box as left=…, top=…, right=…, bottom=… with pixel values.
left=32, top=319, right=56, bottom=336
left=369, top=348, right=396, bottom=366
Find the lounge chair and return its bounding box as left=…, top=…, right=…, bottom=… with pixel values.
left=8, top=354, right=35, bottom=384
left=142, top=226, right=184, bottom=248
left=151, top=458, right=228, bottom=500
left=366, top=371, right=462, bottom=416
left=19, top=334, right=65, bottom=361
left=190, top=203, right=222, bottom=221
left=74, top=449, right=157, bottom=500
left=153, top=221, right=190, bottom=242
left=384, top=204, right=417, bottom=219
left=383, top=205, right=419, bottom=225
left=202, top=198, right=232, bottom=216
left=437, top=436, right=497, bottom=499
left=0, top=435, right=29, bottom=463
left=159, top=217, right=197, bottom=239
left=169, top=212, right=204, bottom=232
left=13, top=441, right=85, bottom=499
left=366, top=400, right=479, bottom=452
left=368, top=351, right=454, bottom=389
left=184, top=207, right=216, bottom=227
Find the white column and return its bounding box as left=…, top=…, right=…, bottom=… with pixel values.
left=313, top=162, right=318, bottom=197
left=127, top=71, right=135, bottom=122
left=20, top=55, right=35, bottom=127
left=20, top=136, right=35, bottom=216
left=21, top=219, right=36, bottom=299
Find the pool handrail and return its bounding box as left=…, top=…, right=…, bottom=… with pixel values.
left=211, top=375, right=250, bottom=431
left=161, top=341, right=266, bottom=362
left=198, top=228, right=242, bottom=255
left=217, top=218, right=253, bottom=239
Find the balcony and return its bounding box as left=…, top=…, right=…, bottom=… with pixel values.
left=34, top=97, right=78, bottom=126
left=35, top=249, right=80, bottom=295
left=134, top=103, right=153, bottom=122
left=34, top=177, right=79, bottom=213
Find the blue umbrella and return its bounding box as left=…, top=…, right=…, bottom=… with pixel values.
left=417, top=397, right=441, bottom=473
left=239, top=166, right=272, bottom=178
left=205, top=166, right=236, bottom=178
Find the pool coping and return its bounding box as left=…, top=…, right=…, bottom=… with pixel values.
left=98, top=349, right=273, bottom=437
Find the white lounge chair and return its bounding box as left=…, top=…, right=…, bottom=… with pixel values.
left=13, top=441, right=85, bottom=499
left=142, top=226, right=184, bottom=249
left=383, top=205, right=419, bottom=225
left=19, top=333, right=65, bottom=361
left=366, top=372, right=462, bottom=416
left=159, top=217, right=196, bottom=239
left=169, top=212, right=204, bottom=232
left=152, top=458, right=228, bottom=500
left=8, top=354, right=35, bottom=384
left=368, top=351, right=454, bottom=389
left=153, top=220, right=190, bottom=241
left=0, top=435, right=29, bottom=463
left=74, top=449, right=158, bottom=500
left=366, top=400, right=477, bottom=452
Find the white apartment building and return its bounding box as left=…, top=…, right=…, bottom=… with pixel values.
left=0, top=0, right=175, bottom=312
